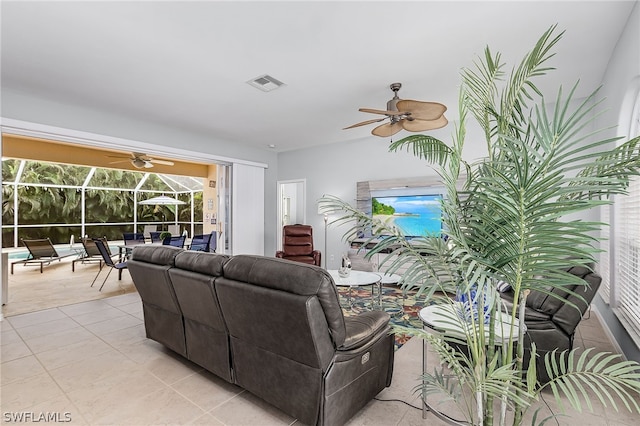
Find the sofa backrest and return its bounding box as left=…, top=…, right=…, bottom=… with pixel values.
left=525, top=264, right=602, bottom=335
left=169, top=250, right=232, bottom=381
left=129, top=244, right=183, bottom=312
left=128, top=244, right=185, bottom=355
left=217, top=255, right=345, bottom=365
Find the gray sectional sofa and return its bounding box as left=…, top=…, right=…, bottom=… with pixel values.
left=127, top=245, right=395, bottom=426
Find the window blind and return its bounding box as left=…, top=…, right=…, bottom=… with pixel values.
left=612, top=85, right=640, bottom=345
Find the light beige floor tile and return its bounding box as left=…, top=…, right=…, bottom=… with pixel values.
left=69, top=306, right=127, bottom=326
left=14, top=317, right=81, bottom=340
left=58, top=299, right=114, bottom=317
left=98, top=322, right=146, bottom=349
left=172, top=369, right=244, bottom=411
left=346, top=398, right=411, bottom=426
left=6, top=308, right=67, bottom=329
left=1, top=339, right=33, bottom=362
left=188, top=412, right=225, bottom=425
left=579, top=338, right=619, bottom=356
left=90, top=387, right=206, bottom=425
left=82, top=313, right=141, bottom=335
left=115, top=301, right=143, bottom=317
left=118, top=337, right=168, bottom=364
left=20, top=394, right=87, bottom=425
left=209, top=392, right=295, bottom=426
left=47, top=349, right=139, bottom=393
left=103, top=292, right=141, bottom=307
left=1, top=319, right=14, bottom=332
left=606, top=407, right=640, bottom=426
left=0, top=371, right=65, bottom=412
left=66, top=367, right=167, bottom=424
left=1, top=354, right=46, bottom=385
left=35, top=336, right=112, bottom=370
left=1, top=329, right=22, bottom=346
left=22, top=326, right=95, bottom=354
left=143, top=349, right=203, bottom=385
left=397, top=403, right=449, bottom=426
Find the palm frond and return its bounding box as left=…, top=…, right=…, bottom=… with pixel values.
left=543, top=348, right=640, bottom=413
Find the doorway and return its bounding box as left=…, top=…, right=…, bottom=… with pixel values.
left=276, top=179, right=306, bottom=250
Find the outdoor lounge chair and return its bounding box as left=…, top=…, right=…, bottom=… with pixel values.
left=71, top=237, right=112, bottom=272
left=11, top=238, right=76, bottom=274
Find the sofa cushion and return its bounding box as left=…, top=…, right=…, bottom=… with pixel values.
left=223, top=255, right=346, bottom=347
left=174, top=250, right=229, bottom=276
left=131, top=244, right=182, bottom=265
left=341, top=311, right=390, bottom=350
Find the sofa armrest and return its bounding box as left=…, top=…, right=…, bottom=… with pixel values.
left=340, top=311, right=390, bottom=351
left=312, top=250, right=322, bottom=267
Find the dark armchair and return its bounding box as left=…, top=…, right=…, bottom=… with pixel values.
left=275, top=224, right=321, bottom=266
left=500, top=264, right=602, bottom=383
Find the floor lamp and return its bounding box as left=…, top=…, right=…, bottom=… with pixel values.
left=323, top=213, right=328, bottom=269
left=318, top=200, right=329, bottom=269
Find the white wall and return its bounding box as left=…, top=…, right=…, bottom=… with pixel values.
left=593, top=1, right=640, bottom=363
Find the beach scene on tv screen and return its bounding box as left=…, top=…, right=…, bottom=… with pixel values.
left=372, top=194, right=443, bottom=237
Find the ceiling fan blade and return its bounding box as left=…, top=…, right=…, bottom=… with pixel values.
left=359, top=108, right=403, bottom=116
left=396, top=100, right=447, bottom=120
left=401, top=115, right=449, bottom=132
left=343, top=117, right=387, bottom=130
left=149, top=159, right=175, bottom=166
left=108, top=159, right=132, bottom=165
left=372, top=121, right=404, bottom=137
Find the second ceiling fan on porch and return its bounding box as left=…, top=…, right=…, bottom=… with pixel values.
left=107, top=152, right=175, bottom=169
left=344, top=82, right=448, bottom=137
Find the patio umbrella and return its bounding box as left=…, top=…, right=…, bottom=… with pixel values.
left=139, top=196, right=186, bottom=232
left=139, top=195, right=186, bottom=205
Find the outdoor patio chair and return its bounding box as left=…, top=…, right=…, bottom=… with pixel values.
left=149, top=231, right=163, bottom=243
left=166, top=225, right=180, bottom=236
left=91, top=238, right=128, bottom=291
left=142, top=225, right=158, bottom=240
left=188, top=231, right=216, bottom=252
left=163, top=235, right=186, bottom=248
left=72, top=237, right=112, bottom=272
left=11, top=238, right=76, bottom=274
left=123, top=232, right=145, bottom=246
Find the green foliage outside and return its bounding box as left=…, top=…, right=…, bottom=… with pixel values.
left=2, top=159, right=203, bottom=247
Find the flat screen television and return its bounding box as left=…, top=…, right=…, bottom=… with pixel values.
left=371, top=194, right=443, bottom=238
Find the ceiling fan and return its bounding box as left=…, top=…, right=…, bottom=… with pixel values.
left=344, top=82, right=448, bottom=137
left=107, top=152, right=175, bottom=169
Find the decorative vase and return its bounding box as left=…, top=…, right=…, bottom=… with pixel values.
left=455, top=283, right=491, bottom=324
left=338, top=254, right=352, bottom=278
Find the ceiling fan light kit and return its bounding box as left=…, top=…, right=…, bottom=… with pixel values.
left=107, top=152, right=175, bottom=169
left=345, top=82, right=448, bottom=137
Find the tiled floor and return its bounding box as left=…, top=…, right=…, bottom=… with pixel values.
left=2, top=266, right=640, bottom=424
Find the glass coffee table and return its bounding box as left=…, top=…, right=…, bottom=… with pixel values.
left=328, top=270, right=381, bottom=310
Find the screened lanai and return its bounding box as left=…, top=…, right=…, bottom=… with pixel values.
left=2, top=159, right=206, bottom=248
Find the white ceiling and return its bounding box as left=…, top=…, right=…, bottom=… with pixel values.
left=1, top=1, right=635, bottom=152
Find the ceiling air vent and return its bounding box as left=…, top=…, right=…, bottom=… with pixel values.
left=247, top=74, right=285, bottom=92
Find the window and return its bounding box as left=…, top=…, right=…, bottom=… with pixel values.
left=606, top=77, right=640, bottom=345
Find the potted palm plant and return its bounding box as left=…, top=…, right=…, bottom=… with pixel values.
left=320, top=26, right=640, bottom=425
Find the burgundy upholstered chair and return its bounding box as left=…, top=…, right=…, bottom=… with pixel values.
left=275, top=224, right=321, bottom=266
